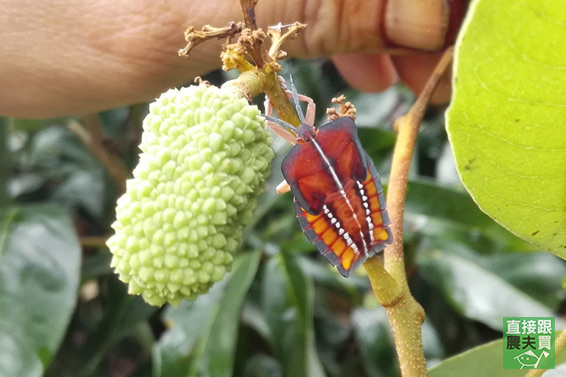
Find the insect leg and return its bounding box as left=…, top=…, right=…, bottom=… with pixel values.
left=276, top=180, right=291, bottom=194
left=268, top=75, right=317, bottom=127
left=299, top=94, right=315, bottom=128
left=263, top=96, right=297, bottom=144
left=285, top=76, right=317, bottom=128
left=264, top=95, right=316, bottom=143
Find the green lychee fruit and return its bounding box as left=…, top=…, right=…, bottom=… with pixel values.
left=107, top=84, right=274, bottom=306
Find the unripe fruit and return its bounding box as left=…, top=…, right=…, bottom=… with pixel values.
left=107, top=84, right=274, bottom=306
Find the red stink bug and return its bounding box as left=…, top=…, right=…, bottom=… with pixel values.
left=264, top=77, right=392, bottom=277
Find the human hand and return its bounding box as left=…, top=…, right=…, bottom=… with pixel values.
left=0, top=0, right=464, bottom=118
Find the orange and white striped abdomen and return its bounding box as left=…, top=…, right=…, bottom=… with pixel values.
left=295, top=161, right=391, bottom=277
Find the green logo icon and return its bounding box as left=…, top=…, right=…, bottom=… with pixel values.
left=503, top=317, right=555, bottom=369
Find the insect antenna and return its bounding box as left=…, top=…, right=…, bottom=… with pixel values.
left=289, top=76, right=306, bottom=124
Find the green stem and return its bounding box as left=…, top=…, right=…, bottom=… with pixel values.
left=0, top=117, right=10, bottom=208
left=223, top=69, right=300, bottom=127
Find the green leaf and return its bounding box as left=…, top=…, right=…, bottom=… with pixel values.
left=240, top=354, right=282, bottom=377
left=69, top=277, right=156, bottom=376
left=80, top=250, right=113, bottom=281
left=474, top=252, right=566, bottom=310
left=352, top=306, right=399, bottom=377
left=0, top=204, right=80, bottom=377
left=154, top=251, right=261, bottom=377
left=429, top=338, right=566, bottom=377
left=27, top=126, right=97, bottom=173
left=154, top=284, right=223, bottom=377
left=262, top=251, right=326, bottom=377
left=418, top=248, right=561, bottom=331
left=446, top=0, right=566, bottom=257
left=51, top=170, right=106, bottom=219
left=10, top=117, right=78, bottom=133
left=405, top=180, right=531, bottom=250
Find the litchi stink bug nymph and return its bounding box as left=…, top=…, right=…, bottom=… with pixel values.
left=263, top=77, right=392, bottom=277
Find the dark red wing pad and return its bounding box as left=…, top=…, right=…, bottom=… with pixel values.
left=314, top=117, right=368, bottom=182
left=281, top=117, right=368, bottom=215
left=281, top=142, right=337, bottom=214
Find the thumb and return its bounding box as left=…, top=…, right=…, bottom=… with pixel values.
left=265, top=0, right=459, bottom=57
left=325, top=0, right=467, bottom=103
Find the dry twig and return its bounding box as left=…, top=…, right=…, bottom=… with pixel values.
left=178, top=22, right=245, bottom=57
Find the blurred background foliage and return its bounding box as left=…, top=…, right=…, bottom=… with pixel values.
left=0, top=59, right=565, bottom=377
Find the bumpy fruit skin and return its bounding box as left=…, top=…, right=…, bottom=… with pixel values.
left=107, top=84, right=274, bottom=306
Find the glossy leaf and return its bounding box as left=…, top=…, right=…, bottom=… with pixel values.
left=405, top=180, right=531, bottom=250
left=240, top=354, right=282, bottom=377
left=473, top=252, right=566, bottom=310
left=154, top=251, right=260, bottom=377
left=446, top=0, right=566, bottom=257
left=262, top=251, right=326, bottom=377
left=418, top=248, right=562, bottom=331
left=429, top=338, right=566, bottom=377
left=0, top=205, right=80, bottom=377
left=352, top=306, right=399, bottom=377
left=51, top=170, right=105, bottom=219
left=71, top=277, right=157, bottom=376
left=10, top=117, right=77, bottom=133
